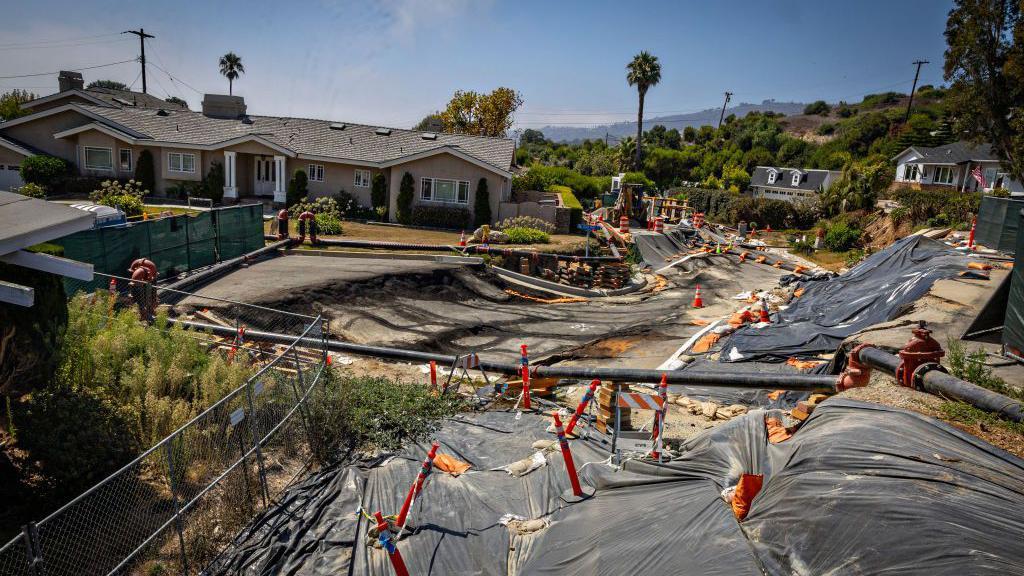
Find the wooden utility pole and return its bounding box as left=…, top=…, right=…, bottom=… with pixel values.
left=904, top=60, right=929, bottom=123
left=122, top=28, right=155, bottom=93
left=718, top=91, right=733, bottom=128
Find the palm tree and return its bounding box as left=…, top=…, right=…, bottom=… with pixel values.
left=616, top=137, right=636, bottom=171
left=626, top=51, right=662, bottom=169
left=219, top=52, right=245, bottom=95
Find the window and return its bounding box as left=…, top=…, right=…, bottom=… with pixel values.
left=766, top=170, right=776, bottom=184
left=119, top=149, right=132, bottom=171
left=791, top=172, right=801, bottom=186
left=168, top=152, right=195, bottom=173
left=308, top=164, right=324, bottom=182
left=903, top=164, right=920, bottom=181
left=983, top=167, right=998, bottom=188
left=419, top=178, right=469, bottom=204
left=354, top=169, right=371, bottom=187
left=934, top=166, right=954, bottom=185
left=83, top=146, right=113, bottom=171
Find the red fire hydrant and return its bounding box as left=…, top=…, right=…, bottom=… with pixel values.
left=837, top=343, right=874, bottom=391
left=895, top=321, right=944, bottom=389
left=276, top=209, right=290, bottom=240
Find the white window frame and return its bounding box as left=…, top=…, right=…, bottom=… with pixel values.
left=419, top=177, right=469, bottom=204
left=83, top=146, right=113, bottom=171
left=791, top=172, right=801, bottom=186
left=308, top=163, right=325, bottom=182
left=934, top=165, right=954, bottom=185
left=766, top=170, right=776, bottom=184
left=420, top=177, right=433, bottom=200
left=119, top=148, right=133, bottom=172
left=354, top=169, right=371, bottom=188
left=168, top=152, right=196, bottom=174
left=903, top=163, right=920, bottom=181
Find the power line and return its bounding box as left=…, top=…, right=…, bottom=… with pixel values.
left=122, top=28, right=155, bottom=94
left=0, top=59, right=137, bottom=79
left=0, top=32, right=122, bottom=49
left=0, top=37, right=134, bottom=53
left=147, top=60, right=203, bottom=95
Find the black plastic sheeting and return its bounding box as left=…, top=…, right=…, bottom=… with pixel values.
left=1005, top=209, right=1024, bottom=356
left=210, top=399, right=1024, bottom=575
left=721, top=235, right=970, bottom=362
left=976, top=196, right=1024, bottom=254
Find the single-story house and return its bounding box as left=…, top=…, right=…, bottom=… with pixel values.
left=892, top=141, right=1023, bottom=195
left=749, top=166, right=841, bottom=203
left=0, top=71, right=514, bottom=223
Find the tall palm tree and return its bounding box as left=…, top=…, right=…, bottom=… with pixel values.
left=626, top=51, right=662, bottom=169
left=219, top=52, right=245, bottom=95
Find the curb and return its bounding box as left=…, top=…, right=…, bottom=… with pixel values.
left=493, top=266, right=646, bottom=298
left=282, top=248, right=484, bottom=266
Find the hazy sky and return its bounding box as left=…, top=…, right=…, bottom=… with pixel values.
left=1, top=0, right=953, bottom=130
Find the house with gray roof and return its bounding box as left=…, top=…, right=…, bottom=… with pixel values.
left=0, top=73, right=515, bottom=223
left=892, top=141, right=1023, bottom=195
left=749, top=166, right=841, bottom=203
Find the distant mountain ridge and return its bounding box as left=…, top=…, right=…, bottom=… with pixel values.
left=537, top=100, right=810, bottom=143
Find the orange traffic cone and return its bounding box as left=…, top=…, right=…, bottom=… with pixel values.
left=458, top=230, right=467, bottom=247
left=759, top=299, right=771, bottom=323
left=692, top=284, right=705, bottom=308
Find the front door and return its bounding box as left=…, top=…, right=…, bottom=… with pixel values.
left=253, top=156, right=276, bottom=197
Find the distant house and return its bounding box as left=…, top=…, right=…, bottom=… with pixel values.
left=749, top=166, right=841, bottom=203
left=0, top=71, right=514, bottom=222
left=892, top=141, right=1023, bottom=195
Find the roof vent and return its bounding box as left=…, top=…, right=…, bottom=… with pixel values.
left=375, top=128, right=392, bottom=136
left=241, top=116, right=254, bottom=125
left=421, top=132, right=437, bottom=140
left=156, top=109, right=170, bottom=116
left=330, top=123, right=347, bottom=130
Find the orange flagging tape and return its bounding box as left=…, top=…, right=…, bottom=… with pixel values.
left=504, top=289, right=588, bottom=304
left=786, top=357, right=826, bottom=371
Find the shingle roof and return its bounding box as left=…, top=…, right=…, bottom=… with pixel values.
left=750, top=166, right=840, bottom=191
left=900, top=141, right=998, bottom=164
left=76, top=104, right=515, bottom=172
left=0, top=133, right=45, bottom=156
left=83, top=87, right=188, bottom=110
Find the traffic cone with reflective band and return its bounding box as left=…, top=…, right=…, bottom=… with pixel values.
left=692, top=284, right=705, bottom=308
left=968, top=216, right=977, bottom=250
left=765, top=224, right=772, bottom=233
left=458, top=231, right=467, bottom=247
left=759, top=298, right=771, bottom=323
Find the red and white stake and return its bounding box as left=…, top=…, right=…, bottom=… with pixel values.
left=565, top=379, right=600, bottom=436
left=968, top=216, right=977, bottom=250
left=429, top=360, right=437, bottom=393
left=374, top=511, right=410, bottom=576
left=552, top=413, right=583, bottom=497
left=520, top=344, right=532, bottom=410
left=649, top=374, right=668, bottom=461
left=395, top=441, right=439, bottom=529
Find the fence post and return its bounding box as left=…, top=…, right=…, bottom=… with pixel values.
left=22, top=522, right=44, bottom=576
left=245, top=380, right=271, bottom=507
left=164, top=435, right=190, bottom=575
left=290, top=348, right=316, bottom=448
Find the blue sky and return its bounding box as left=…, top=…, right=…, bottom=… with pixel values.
left=1, top=0, right=953, bottom=130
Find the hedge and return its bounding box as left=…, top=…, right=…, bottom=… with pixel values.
left=549, top=184, right=582, bottom=231
left=411, top=205, right=472, bottom=230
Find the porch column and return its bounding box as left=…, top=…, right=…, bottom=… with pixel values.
left=223, top=151, right=238, bottom=200
left=273, top=155, right=286, bottom=204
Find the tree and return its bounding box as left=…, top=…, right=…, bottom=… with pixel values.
left=474, top=178, right=491, bottom=226
left=87, top=79, right=128, bottom=90
left=19, top=156, right=68, bottom=191
left=616, top=137, right=637, bottom=171
left=626, top=51, right=662, bottom=169
left=413, top=113, right=443, bottom=131
left=521, top=129, right=547, bottom=145
left=396, top=172, right=414, bottom=224
left=287, top=169, right=308, bottom=207
left=439, top=87, right=523, bottom=137
left=134, top=150, right=156, bottom=195
left=218, top=52, right=245, bottom=95
left=944, top=0, right=1024, bottom=179
left=820, top=160, right=889, bottom=216
left=683, top=126, right=697, bottom=143
left=803, top=100, right=832, bottom=115
left=165, top=96, right=188, bottom=109
left=371, top=173, right=388, bottom=219
left=0, top=89, right=36, bottom=121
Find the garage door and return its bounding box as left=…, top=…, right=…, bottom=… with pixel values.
left=0, top=164, right=24, bottom=192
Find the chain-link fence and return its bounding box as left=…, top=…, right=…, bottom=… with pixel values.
left=0, top=278, right=330, bottom=576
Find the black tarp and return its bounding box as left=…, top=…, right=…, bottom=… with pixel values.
left=633, top=229, right=694, bottom=268
left=720, top=235, right=970, bottom=362
left=976, top=195, right=1024, bottom=254
left=210, top=399, right=1024, bottom=575
left=1005, top=209, right=1024, bottom=357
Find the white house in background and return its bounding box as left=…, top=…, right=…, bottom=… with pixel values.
left=749, top=166, right=841, bottom=204
left=892, top=141, right=1024, bottom=195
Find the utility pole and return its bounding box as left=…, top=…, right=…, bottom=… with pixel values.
left=718, top=91, right=733, bottom=128
left=904, top=60, right=929, bottom=123
left=605, top=132, right=609, bottom=147
left=122, top=28, right=155, bottom=94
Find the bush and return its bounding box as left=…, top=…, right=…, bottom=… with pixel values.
left=134, top=150, right=156, bottom=195
left=287, top=169, right=308, bottom=208
left=824, top=221, right=861, bottom=251
left=20, top=155, right=69, bottom=191
left=549, top=184, right=582, bottom=229
left=803, top=100, right=832, bottom=116
left=503, top=226, right=550, bottom=244
left=334, top=190, right=376, bottom=220
left=371, top=173, right=388, bottom=219
left=16, top=182, right=45, bottom=198
left=888, top=187, right=980, bottom=228
left=411, top=205, right=471, bottom=229
left=315, top=213, right=343, bottom=235
left=289, top=196, right=340, bottom=218
left=396, top=172, right=414, bottom=225
left=474, top=178, right=491, bottom=226
left=199, top=161, right=225, bottom=204
left=495, top=215, right=555, bottom=233
left=816, top=123, right=836, bottom=136
left=791, top=239, right=815, bottom=255
left=89, top=179, right=146, bottom=216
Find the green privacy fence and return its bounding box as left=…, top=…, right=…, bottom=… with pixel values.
left=55, top=204, right=265, bottom=293
left=976, top=196, right=1024, bottom=254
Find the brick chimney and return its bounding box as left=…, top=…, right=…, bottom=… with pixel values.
left=58, top=70, right=84, bottom=92
left=201, top=94, right=247, bottom=119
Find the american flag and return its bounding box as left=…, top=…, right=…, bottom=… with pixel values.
left=971, top=166, right=987, bottom=188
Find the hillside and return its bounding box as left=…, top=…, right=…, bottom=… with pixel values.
left=540, top=100, right=808, bottom=143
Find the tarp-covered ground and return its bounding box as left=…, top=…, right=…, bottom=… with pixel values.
left=210, top=399, right=1024, bottom=575
left=721, top=235, right=972, bottom=362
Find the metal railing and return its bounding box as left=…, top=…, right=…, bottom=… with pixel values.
left=0, top=285, right=330, bottom=576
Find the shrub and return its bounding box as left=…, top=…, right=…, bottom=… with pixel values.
left=816, top=123, right=836, bottom=136
left=803, top=100, right=832, bottom=116
left=396, top=172, right=414, bottom=225
left=164, top=180, right=203, bottom=200
left=90, top=179, right=146, bottom=216
left=549, top=184, right=582, bottom=229
left=946, top=338, right=1022, bottom=400
left=16, top=182, right=45, bottom=198
left=371, top=173, right=388, bottom=219
left=289, top=196, right=340, bottom=218
left=495, top=215, right=555, bottom=233
left=334, top=189, right=376, bottom=220
left=824, top=221, right=861, bottom=251
left=503, top=226, right=550, bottom=244
left=315, top=212, right=343, bottom=235
left=791, top=238, right=815, bottom=255
left=199, top=161, right=225, bottom=203
left=474, top=178, right=491, bottom=226
left=134, top=150, right=156, bottom=195
left=844, top=248, right=865, bottom=267
left=287, top=169, right=308, bottom=208
left=20, top=155, right=69, bottom=191
left=411, top=205, right=471, bottom=229
left=888, top=187, right=980, bottom=228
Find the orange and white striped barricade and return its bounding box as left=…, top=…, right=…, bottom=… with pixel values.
left=443, top=351, right=493, bottom=396
left=611, top=389, right=666, bottom=464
